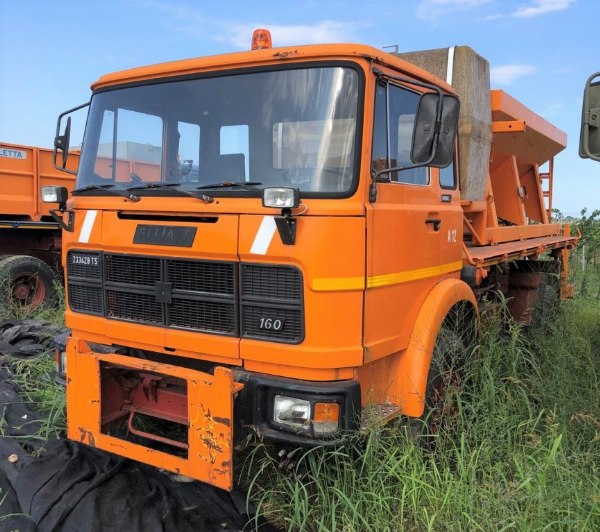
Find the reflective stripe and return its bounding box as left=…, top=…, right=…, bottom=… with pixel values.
left=250, top=216, right=277, bottom=255
left=78, top=210, right=98, bottom=243
left=311, top=260, right=463, bottom=292
left=446, top=46, right=455, bottom=85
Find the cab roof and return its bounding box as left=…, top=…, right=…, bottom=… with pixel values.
left=91, top=43, right=455, bottom=93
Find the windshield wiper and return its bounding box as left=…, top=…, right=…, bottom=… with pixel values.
left=72, top=184, right=141, bottom=202
left=125, top=182, right=213, bottom=203
left=125, top=182, right=180, bottom=191
left=195, top=181, right=262, bottom=190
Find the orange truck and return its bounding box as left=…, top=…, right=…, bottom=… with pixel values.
left=43, top=32, right=578, bottom=491
left=0, top=144, right=76, bottom=308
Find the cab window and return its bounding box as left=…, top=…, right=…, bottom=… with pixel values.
left=372, top=82, right=429, bottom=185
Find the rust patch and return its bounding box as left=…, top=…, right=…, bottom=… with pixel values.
left=273, top=50, right=298, bottom=58
left=202, top=437, right=223, bottom=454
left=212, top=416, right=231, bottom=427
left=78, top=427, right=96, bottom=447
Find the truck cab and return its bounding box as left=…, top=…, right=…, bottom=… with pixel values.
left=46, top=37, right=574, bottom=490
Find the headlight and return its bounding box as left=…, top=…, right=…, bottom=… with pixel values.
left=272, top=395, right=341, bottom=436
left=273, top=395, right=310, bottom=430
left=262, top=187, right=299, bottom=209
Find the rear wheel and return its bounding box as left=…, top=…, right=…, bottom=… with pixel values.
left=0, top=255, right=57, bottom=311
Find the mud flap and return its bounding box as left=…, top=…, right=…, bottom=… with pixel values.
left=66, top=339, right=242, bottom=491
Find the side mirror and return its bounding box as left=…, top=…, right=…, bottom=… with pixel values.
left=411, top=93, right=460, bottom=168
left=579, top=72, right=600, bottom=162
left=53, top=102, right=89, bottom=175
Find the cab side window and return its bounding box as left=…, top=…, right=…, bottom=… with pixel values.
left=372, top=82, right=429, bottom=185
left=440, top=159, right=456, bottom=189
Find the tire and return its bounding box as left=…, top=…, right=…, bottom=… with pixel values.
left=406, top=304, right=477, bottom=448
left=532, top=272, right=560, bottom=327
left=0, top=255, right=57, bottom=311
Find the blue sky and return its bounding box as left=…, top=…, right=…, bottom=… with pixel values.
left=1, top=0, right=598, bottom=215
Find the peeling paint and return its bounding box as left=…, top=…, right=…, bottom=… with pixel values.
left=78, top=427, right=96, bottom=447
left=212, top=416, right=231, bottom=427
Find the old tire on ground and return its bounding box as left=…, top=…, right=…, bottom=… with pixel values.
left=0, top=255, right=57, bottom=311
left=407, top=304, right=477, bottom=448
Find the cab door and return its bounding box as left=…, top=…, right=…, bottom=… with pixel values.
left=363, top=78, right=462, bottom=362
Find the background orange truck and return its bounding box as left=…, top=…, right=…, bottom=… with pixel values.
left=43, top=31, right=578, bottom=491
left=0, top=144, right=76, bottom=308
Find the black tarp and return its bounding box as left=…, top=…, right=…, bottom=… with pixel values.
left=0, top=320, right=275, bottom=532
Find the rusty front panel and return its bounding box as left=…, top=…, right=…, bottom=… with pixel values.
left=66, top=339, right=241, bottom=491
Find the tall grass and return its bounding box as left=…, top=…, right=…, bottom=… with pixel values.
left=243, top=298, right=600, bottom=531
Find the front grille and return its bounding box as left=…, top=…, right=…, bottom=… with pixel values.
left=67, top=250, right=304, bottom=343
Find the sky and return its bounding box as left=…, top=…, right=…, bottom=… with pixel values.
left=1, top=0, right=598, bottom=215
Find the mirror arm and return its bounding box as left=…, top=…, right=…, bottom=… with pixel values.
left=369, top=134, right=441, bottom=203
left=49, top=208, right=75, bottom=232
left=53, top=101, right=90, bottom=174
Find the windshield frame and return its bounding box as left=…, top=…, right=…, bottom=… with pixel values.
left=78, top=60, right=365, bottom=200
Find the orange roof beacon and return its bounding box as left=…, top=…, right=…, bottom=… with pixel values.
left=43, top=34, right=577, bottom=491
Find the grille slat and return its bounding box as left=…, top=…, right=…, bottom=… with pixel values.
left=106, top=290, right=163, bottom=324
left=168, top=260, right=235, bottom=294
left=105, top=255, right=161, bottom=286
left=68, top=284, right=103, bottom=315
left=242, top=305, right=303, bottom=341
left=170, top=299, right=236, bottom=334
left=242, top=264, right=301, bottom=301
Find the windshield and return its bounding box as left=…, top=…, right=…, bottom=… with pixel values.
left=77, top=65, right=361, bottom=197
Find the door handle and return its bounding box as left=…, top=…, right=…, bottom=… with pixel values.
left=425, top=218, right=442, bottom=231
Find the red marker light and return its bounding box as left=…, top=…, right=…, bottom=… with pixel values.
left=251, top=28, right=272, bottom=50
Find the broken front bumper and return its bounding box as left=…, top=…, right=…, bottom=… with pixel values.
left=66, top=339, right=242, bottom=491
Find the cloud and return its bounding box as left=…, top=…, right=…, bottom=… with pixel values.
left=480, top=13, right=504, bottom=20
left=142, top=0, right=358, bottom=50
left=416, top=0, right=492, bottom=20
left=490, top=64, right=536, bottom=85
left=513, top=0, right=575, bottom=18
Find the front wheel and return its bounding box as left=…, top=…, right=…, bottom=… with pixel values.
left=407, top=305, right=477, bottom=448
